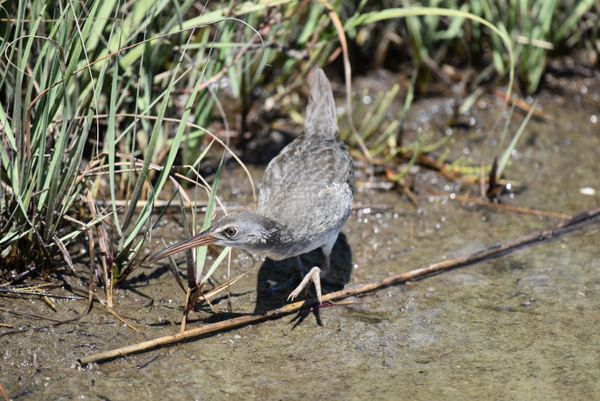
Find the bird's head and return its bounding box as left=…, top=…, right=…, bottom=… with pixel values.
left=150, top=211, right=285, bottom=262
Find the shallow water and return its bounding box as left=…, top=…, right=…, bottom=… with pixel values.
left=2, top=76, right=600, bottom=400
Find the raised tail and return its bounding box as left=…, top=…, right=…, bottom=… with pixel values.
left=305, top=68, right=338, bottom=138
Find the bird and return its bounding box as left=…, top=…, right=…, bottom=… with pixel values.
left=151, top=68, right=353, bottom=304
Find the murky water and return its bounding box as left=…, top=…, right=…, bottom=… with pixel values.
left=2, top=76, right=599, bottom=400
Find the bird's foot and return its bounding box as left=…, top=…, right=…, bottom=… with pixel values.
left=287, top=266, right=322, bottom=304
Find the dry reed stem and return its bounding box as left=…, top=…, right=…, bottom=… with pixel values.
left=319, top=0, right=372, bottom=162
left=432, top=191, right=573, bottom=220
left=0, top=383, right=10, bottom=401
left=79, top=206, right=600, bottom=365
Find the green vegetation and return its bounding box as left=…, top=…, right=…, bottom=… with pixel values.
left=0, top=0, right=596, bottom=302
left=348, top=0, right=598, bottom=93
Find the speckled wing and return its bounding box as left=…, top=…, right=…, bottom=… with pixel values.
left=258, top=68, right=353, bottom=246
left=258, top=135, right=353, bottom=243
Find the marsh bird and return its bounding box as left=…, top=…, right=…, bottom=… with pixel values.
left=151, top=68, right=353, bottom=303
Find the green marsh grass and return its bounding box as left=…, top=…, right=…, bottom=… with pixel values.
left=0, top=1, right=269, bottom=303
left=348, top=0, right=597, bottom=94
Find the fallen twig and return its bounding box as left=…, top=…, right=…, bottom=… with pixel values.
left=494, top=90, right=553, bottom=122
left=0, top=383, right=9, bottom=401
left=0, top=306, right=63, bottom=323
left=107, top=308, right=141, bottom=333
left=0, top=288, right=85, bottom=300
left=79, top=206, right=600, bottom=365
left=431, top=191, right=573, bottom=220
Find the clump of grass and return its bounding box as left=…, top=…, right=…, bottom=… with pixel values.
left=346, top=0, right=598, bottom=94
left=0, top=1, right=266, bottom=302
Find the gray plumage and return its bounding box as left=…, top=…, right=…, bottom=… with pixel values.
left=151, top=68, right=353, bottom=302
left=304, top=68, right=339, bottom=138
left=259, top=68, right=352, bottom=259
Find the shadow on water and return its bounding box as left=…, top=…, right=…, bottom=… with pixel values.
left=253, top=233, right=353, bottom=314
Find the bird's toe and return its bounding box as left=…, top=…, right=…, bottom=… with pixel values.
left=287, top=288, right=302, bottom=302
left=287, top=266, right=322, bottom=303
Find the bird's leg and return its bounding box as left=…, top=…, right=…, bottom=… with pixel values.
left=288, top=249, right=331, bottom=303
left=321, top=252, right=331, bottom=278
left=320, top=252, right=342, bottom=287
left=287, top=266, right=322, bottom=304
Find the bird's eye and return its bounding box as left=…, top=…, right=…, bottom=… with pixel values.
left=224, top=227, right=237, bottom=238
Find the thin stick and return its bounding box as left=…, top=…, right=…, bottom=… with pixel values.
left=107, top=308, right=141, bottom=333
left=0, top=306, right=63, bottom=323
left=180, top=288, right=192, bottom=333
left=79, top=206, right=600, bottom=365
left=0, top=383, right=10, bottom=401
left=443, top=192, right=573, bottom=220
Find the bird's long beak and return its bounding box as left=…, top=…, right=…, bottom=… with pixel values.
left=150, top=230, right=216, bottom=262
